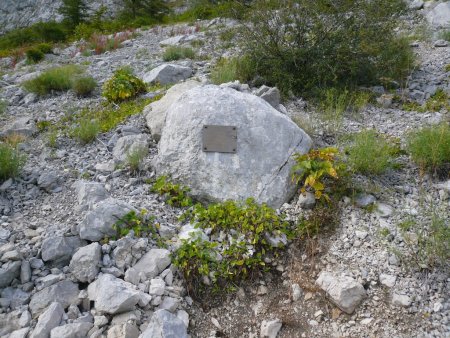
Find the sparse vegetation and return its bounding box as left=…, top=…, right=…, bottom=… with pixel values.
left=0, top=100, right=8, bottom=115
left=151, top=175, right=192, bottom=207
left=0, top=142, right=26, bottom=181
left=126, top=146, right=148, bottom=172
left=162, top=46, right=196, bottom=61
left=346, top=130, right=399, bottom=175
left=22, top=65, right=84, bottom=96
left=407, top=123, right=450, bottom=175
left=423, top=89, right=450, bottom=112
left=71, top=118, right=100, bottom=144
left=210, top=57, right=253, bottom=85
left=102, top=67, right=147, bottom=102
left=72, top=76, right=96, bottom=97
left=173, top=198, right=290, bottom=295
left=25, top=49, right=45, bottom=64
left=112, top=209, right=158, bottom=239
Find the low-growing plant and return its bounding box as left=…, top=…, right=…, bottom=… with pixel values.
left=162, top=46, right=196, bottom=61
left=71, top=118, right=100, bottom=144
left=151, top=175, right=192, bottom=207
left=407, top=123, right=450, bottom=175
left=126, top=146, right=148, bottom=173
left=292, top=147, right=341, bottom=201
left=210, top=57, right=253, bottom=85
left=26, top=48, right=45, bottom=64
left=0, top=99, right=8, bottom=115
left=423, top=89, right=450, bottom=112
left=296, top=199, right=340, bottom=238
left=36, top=43, right=53, bottom=54
left=23, top=65, right=83, bottom=95
left=102, top=67, right=147, bottom=102
left=0, top=142, right=26, bottom=181
left=72, top=76, right=96, bottom=97
left=173, top=198, right=290, bottom=295
left=47, top=130, right=58, bottom=148
left=112, top=209, right=158, bottom=239
left=346, top=130, right=399, bottom=175
left=445, top=64, right=450, bottom=73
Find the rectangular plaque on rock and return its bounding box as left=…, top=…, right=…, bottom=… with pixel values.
left=202, top=125, right=237, bottom=153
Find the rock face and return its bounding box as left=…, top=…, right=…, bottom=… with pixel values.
left=132, top=249, right=171, bottom=280
left=87, top=274, right=141, bottom=314
left=79, top=198, right=135, bottom=241
left=316, top=271, right=367, bottom=314
left=427, top=2, right=450, bottom=27
left=139, top=309, right=187, bottom=338
left=144, top=80, right=202, bottom=142
left=69, top=243, right=101, bottom=283
left=154, top=85, right=312, bottom=208
left=143, top=64, right=193, bottom=85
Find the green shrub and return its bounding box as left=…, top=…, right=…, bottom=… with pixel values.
left=162, top=46, right=196, bottom=61
left=71, top=118, right=100, bottom=144
left=407, top=123, right=450, bottom=175
left=102, top=68, right=147, bottom=102
left=23, top=65, right=83, bottom=95
left=210, top=57, right=253, bottom=85
left=0, top=143, right=26, bottom=181
left=36, top=43, right=53, bottom=54
left=126, top=146, right=148, bottom=172
left=151, top=175, right=192, bottom=207
left=240, top=0, right=413, bottom=95
left=26, top=49, right=45, bottom=63
left=112, top=209, right=158, bottom=239
left=424, top=89, right=450, bottom=112
left=173, top=198, right=290, bottom=294
left=72, top=76, right=96, bottom=97
left=0, top=100, right=8, bottom=115
left=346, top=130, right=399, bottom=175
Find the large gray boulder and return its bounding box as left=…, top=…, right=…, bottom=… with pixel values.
left=139, top=310, right=187, bottom=338
left=0, top=261, right=21, bottom=288
left=144, top=80, right=202, bottom=142
left=143, top=64, right=192, bottom=85
left=316, top=271, right=366, bottom=314
left=41, top=236, right=84, bottom=266
left=31, top=302, right=64, bottom=338
left=79, top=198, right=136, bottom=241
left=29, top=280, right=80, bottom=317
left=132, top=249, right=171, bottom=280
left=87, top=273, right=140, bottom=315
left=154, top=85, right=312, bottom=208
left=427, top=2, right=450, bottom=27
left=69, top=243, right=101, bottom=283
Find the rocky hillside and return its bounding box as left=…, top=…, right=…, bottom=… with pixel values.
left=0, top=2, right=449, bottom=338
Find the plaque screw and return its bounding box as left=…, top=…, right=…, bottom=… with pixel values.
left=204, top=147, right=207, bottom=150
left=233, top=149, right=236, bottom=152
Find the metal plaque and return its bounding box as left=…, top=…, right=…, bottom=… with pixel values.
left=202, top=125, right=237, bottom=153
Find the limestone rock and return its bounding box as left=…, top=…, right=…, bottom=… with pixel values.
left=113, top=134, right=149, bottom=162
left=69, top=243, right=102, bottom=283
left=0, top=116, right=36, bottom=138
left=427, top=2, right=450, bottom=27
left=132, top=249, right=171, bottom=280
left=144, top=80, right=202, bottom=142
left=31, top=302, right=64, bottom=338
left=316, top=271, right=366, bottom=314
left=139, top=309, right=187, bottom=338
left=0, top=261, right=21, bottom=288
left=260, top=319, right=282, bottom=338
left=49, top=322, right=93, bottom=338
left=41, top=236, right=83, bottom=266
left=154, top=85, right=312, bottom=208
left=74, top=181, right=108, bottom=211
left=143, top=64, right=192, bottom=85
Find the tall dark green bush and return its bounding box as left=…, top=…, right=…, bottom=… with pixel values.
left=240, top=0, right=414, bottom=95
left=119, top=0, right=170, bottom=21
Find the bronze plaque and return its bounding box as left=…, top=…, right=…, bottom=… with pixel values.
left=202, top=125, right=237, bottom=153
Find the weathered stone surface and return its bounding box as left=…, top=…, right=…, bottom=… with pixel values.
left=49, top=322, right=93, bottom=338
left=1, top=287, right=30, bottom=309
left=41, top=235, right=83, bottom=265
left=260, top=319, right=282, bottom=338
left=392, top=293, right=412, bottom=307
left=427, top=2, right=450, bottom=27
left=69, top=243, right=102, bottom=282
left=143, top=64, right=192, bottom=85
left=0, top=260, right=21, bottom=288
left=0, top=116, right=36, bottom=138
left=113, top=134, right=149, bottom=162
left=107, top=322, right=140, bottom=338
left=154, top=85, right=312, bottom=207
left=74, top=181, right=108, bottom=211
left=37, top=172, right=61, bottom=193
left=79, top=198, right=135, bottom=241
left=316, top=271, right=366, bottom=314
left=132, top=249, right=171, bottom=280
left=9, top=328, right=30, bottom=338
left=29, top=280, right=79, bottom=317
left=144, top=80, right=202, bottom=142
left=139, top=309, right=187, bottom=338
left=31, top=302, right=64, bottom=338
left=87, top=274, right=140, bottom=314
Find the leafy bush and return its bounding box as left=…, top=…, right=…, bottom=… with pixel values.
left=424, top=89, right=450, bottom=112
left=210, top=57, right=253, bottom=85
left=173, top=198, right=290, bottom=294
left=126, top=146, right=148, bottom=172
left=151, top=176, right=192, bottom=207
left=71, top=118, right=100, bottom=144
left=102, top=68, right=147, bottom=102
left=113, top=209, right=157, bottom=239
left=0, top=143, right=26, bottom=181
left=23, top=65, right=83, bottom=95
left=240, top=0, right=413, bottom=94
left=162, top=46, right=195, bottom=61
left=26, top=49, right=45, bottom=64
left=407, top=123, right=450, bottom=175
left=36, top=43, right=53, bottom=54
left=292, top=147, right=341, bottom=201
left=72, top=76, right=96, bottom=96
left=346, top=130, right=399, bottom=175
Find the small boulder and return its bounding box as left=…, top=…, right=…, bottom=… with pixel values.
left=132, top=249, right=171, bottom=280
left=0, top=116, right=36, bottom=138
left=41, top=236, right=84, bottom=266
left=87, top=274, right=140, bottom=315
left=260, top=319, right=282, bottom=338
left=30, top=302, right=64, bottom=338
left=316, top=271, right=366, bottom=314
left=49, top=322, right=93, bottom=338
left=69, top=243, right=102, bottom=283
left=143, top=64, right=192, bottom=85
left=113, top=134, right=149, bottom=162
left=392, top=293, right=411, bottom=307
left=139, top=309, right=187, bottom=338
left=74, top=181, right=108, bottom=211
left=0, top=261, right=21, bottom=288
left=37, top=172, right=61, bottom=193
